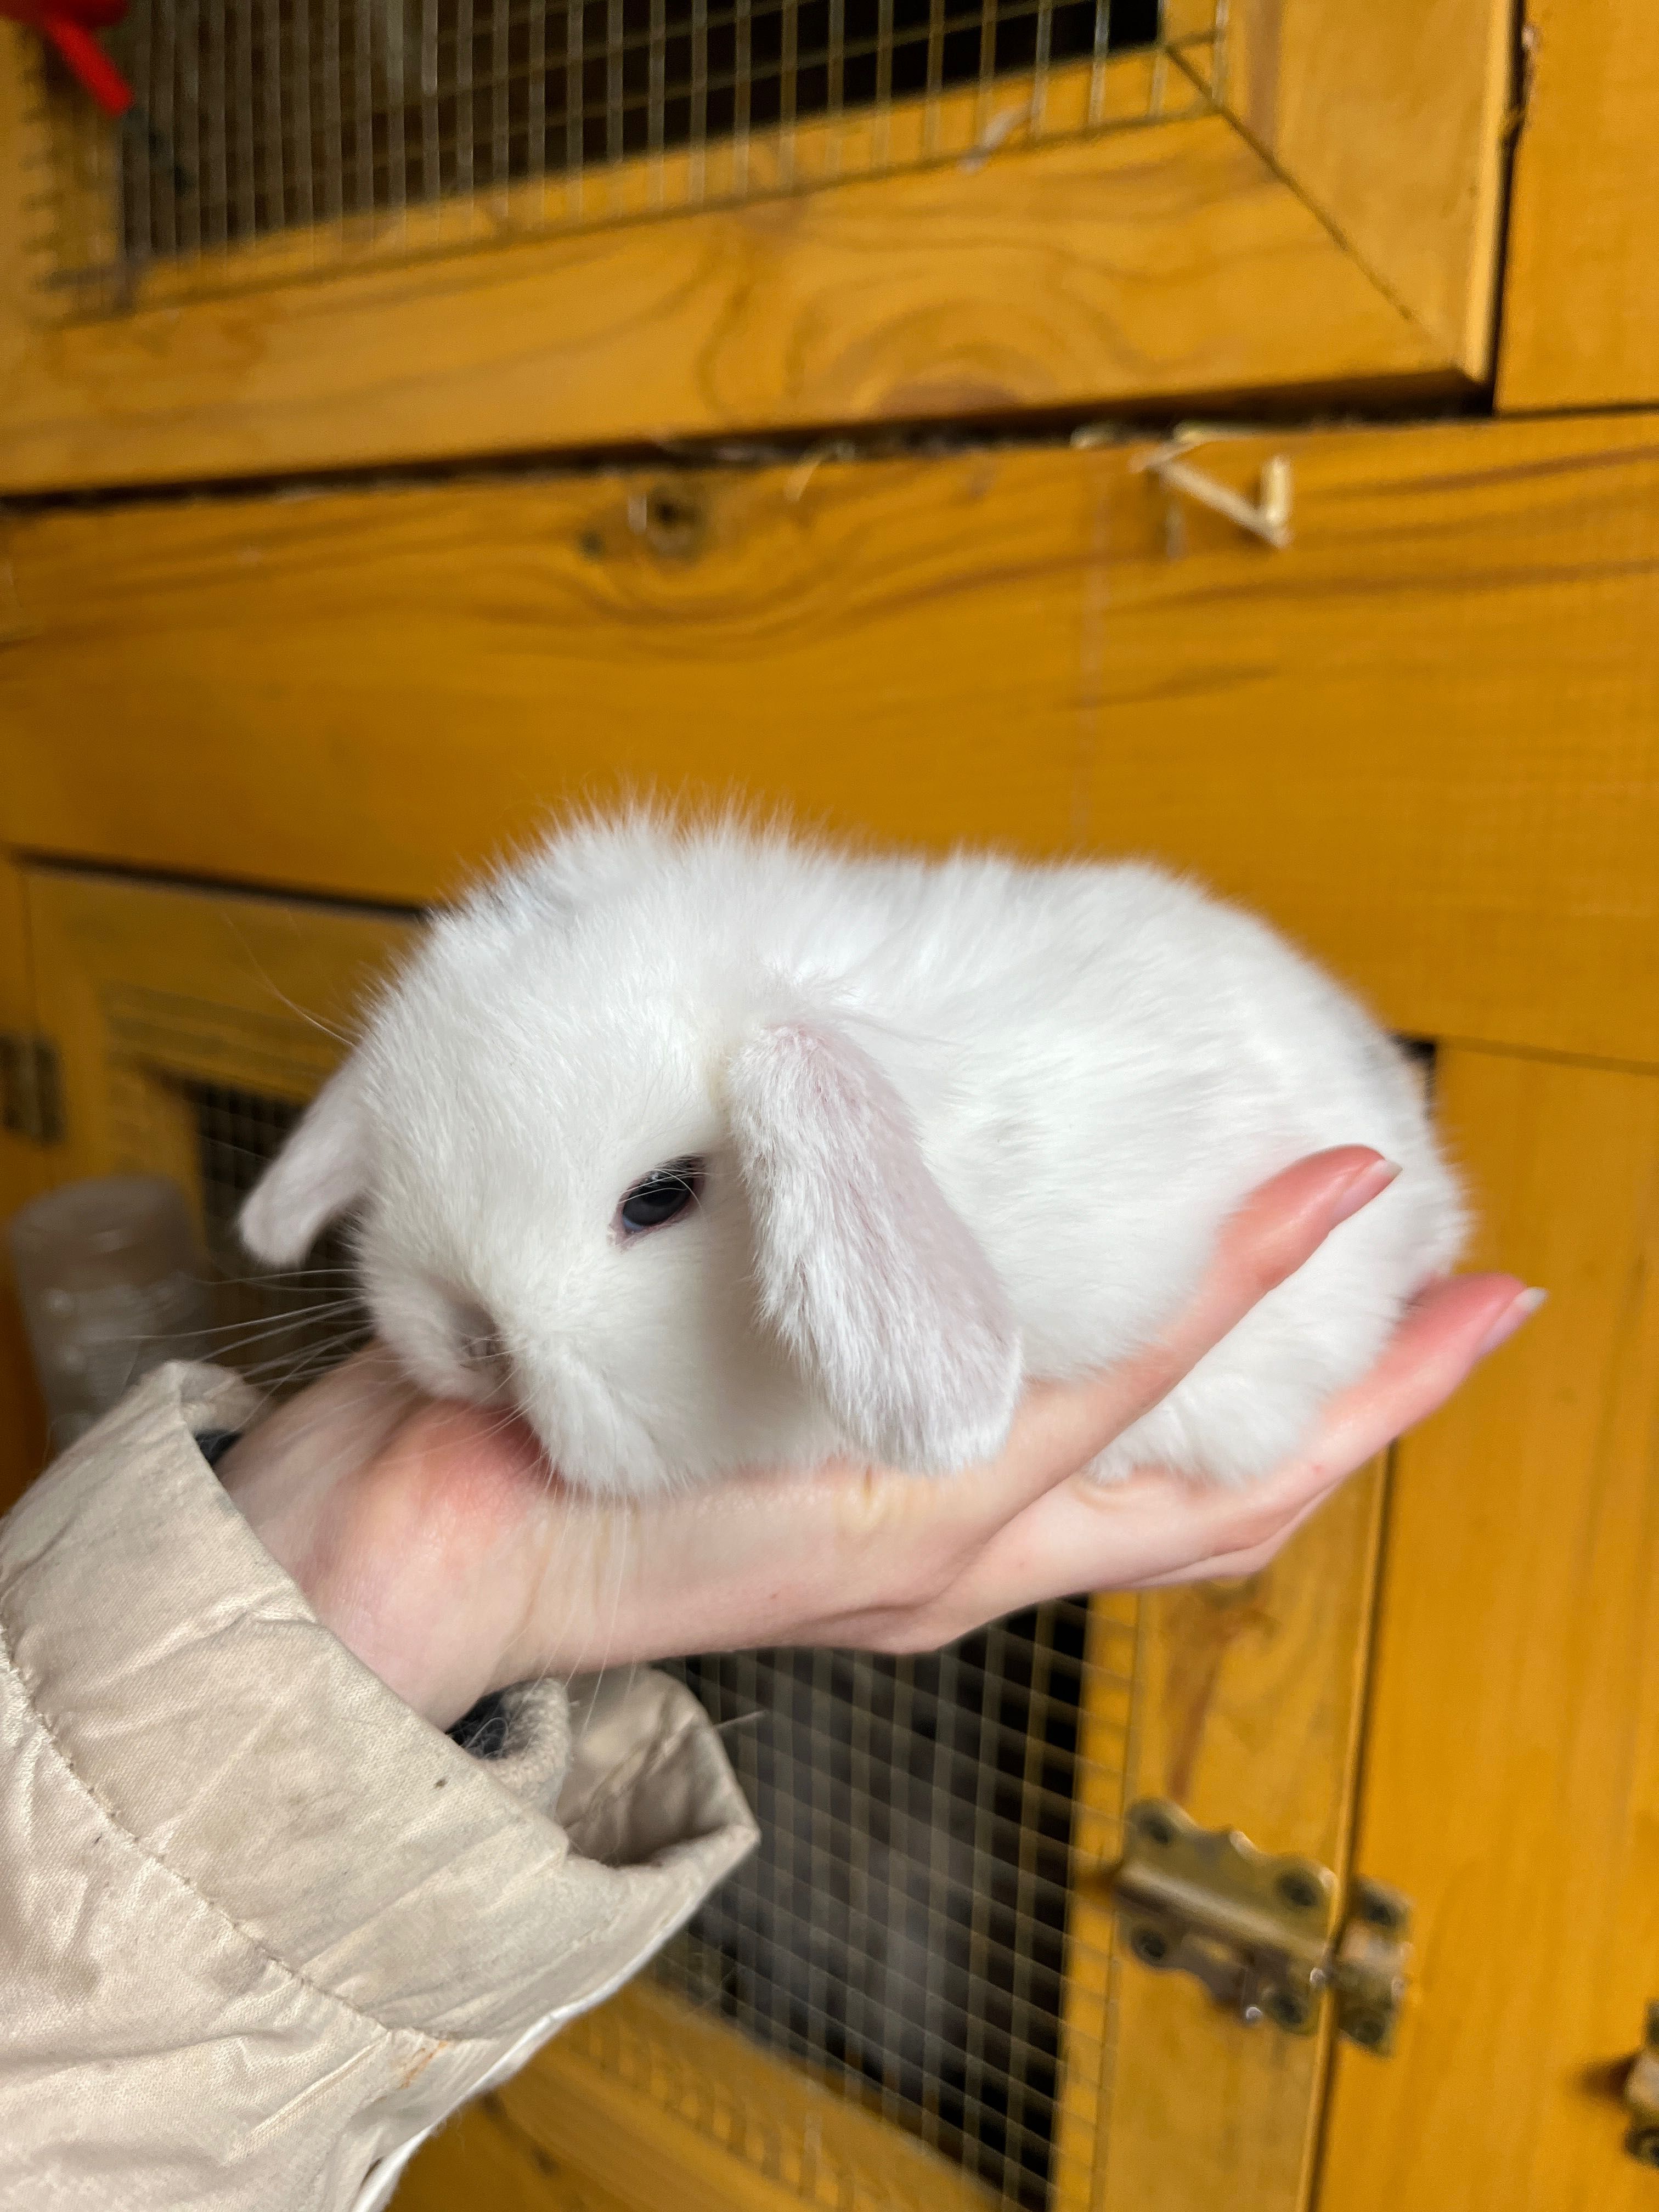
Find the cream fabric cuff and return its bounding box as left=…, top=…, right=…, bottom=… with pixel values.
left=0, top=1361, right=757, bottom=2209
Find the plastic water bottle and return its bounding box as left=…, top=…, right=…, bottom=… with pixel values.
left=8, top=1176, right=211, bottom=1454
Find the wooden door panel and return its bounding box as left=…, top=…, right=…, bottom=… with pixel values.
left=1321, top=1046, right=1659, bottom=2208
left=1085, top=1465, right=1386, bottom=2212
left=1498, top=0, right=1659, bottom=410
left=1220, top=0, right=1513, bottom=373
left=22, top=867, right=412, bottom=1183
left=0, top=0, right=1509, bottom=489
left=4, top=415, right=1658, bottom=1069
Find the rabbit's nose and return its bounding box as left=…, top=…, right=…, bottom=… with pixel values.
left=454, top=1302, right=511, bottom=1394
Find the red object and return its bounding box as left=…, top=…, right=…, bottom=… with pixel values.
left=1, top=0, right=132, bottom=116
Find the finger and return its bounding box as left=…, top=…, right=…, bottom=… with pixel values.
left=915, top=1271, right=1534, bottom=1638
left=973, top=1147, right=1401, bottom=1523
left=1126, top=1273, right=1542, bottom=1589
left=1273, top=1269, right=1542, bottom=1500
left=783, top=1147, right=1402, bottom=1599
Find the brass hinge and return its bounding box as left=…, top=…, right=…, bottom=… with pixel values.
left=1, top=1034, right=65, bottom=1146
left=1103, top=1798, right=1412, bottom=2055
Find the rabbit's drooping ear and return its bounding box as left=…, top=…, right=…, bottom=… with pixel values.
left=239, top=1063, right=369, bottom=1266
left=729, top=1021, right=1021, bottom=1472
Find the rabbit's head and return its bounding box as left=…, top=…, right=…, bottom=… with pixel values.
left=239, top=827, right=1020, bottom=1494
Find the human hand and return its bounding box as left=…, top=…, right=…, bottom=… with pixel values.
left=220, top=1147, right=1538, bottom=1730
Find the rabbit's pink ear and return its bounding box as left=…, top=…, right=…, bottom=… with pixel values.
left=239, top=1064, right=369, bottom=1266
left=729, top=1022, right=1021, bottom=1472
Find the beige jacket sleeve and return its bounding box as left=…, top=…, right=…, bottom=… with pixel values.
left=0, top=1362, right=758, bottom=2212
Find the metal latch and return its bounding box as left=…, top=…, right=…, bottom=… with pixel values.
left=1107, top=1798, right=1411, bottom=2054
left=1, top=1034, right=65, bottom=1146
left=1129, top=428, right=1295, bottom=552
left=1625, top=2004, right=1659, bottom=2165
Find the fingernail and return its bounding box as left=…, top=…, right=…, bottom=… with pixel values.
left=1476, top=1285, right=1548, bottom=1359
left=1330, top=1156, right=1402, bottom=1227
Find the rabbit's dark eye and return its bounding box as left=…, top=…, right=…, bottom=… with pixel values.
left=618, top=1158, right=705, bottom=1235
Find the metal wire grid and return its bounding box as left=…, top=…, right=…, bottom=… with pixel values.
left=656, top=1617, right=1127, bottom=2209
left=37, top=0, right=1222, bottom=286
left=119, top=1066, right=1129, bottom=2209
left=184, top=1080, right=371, bottom=1390
left=97, top=982, right=371, bottom=1392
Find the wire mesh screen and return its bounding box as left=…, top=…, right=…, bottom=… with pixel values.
left=37, top=0, right=1221, bottom=291
left=185, top=1080, right=372, bottom=1391
left=95, top=984, right=375, bottom=1390
left=129, top=1067, right=1130, bottom=2209
left=656, top=1624, right=1107, bottom=2209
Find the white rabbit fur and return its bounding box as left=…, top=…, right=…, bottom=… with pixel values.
left=240, top=812, right=1464, bottom=1497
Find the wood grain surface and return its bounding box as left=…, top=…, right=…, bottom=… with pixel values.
left=4, top=416, right=1657, bottom=1066
left=461, top=1977, right=995, bottom=2212
left=1095, top=1466, right=1385, bottom=2212
left=1498, top=0, right=1659, bottom=410
left=399, top=2090, right=641, bottom=2212
left=1320, top=1046, right=1659, bottom=2209
left=0, top=20, right=1456, bottom=492
left=1222, top=0, right=1513, bottom=373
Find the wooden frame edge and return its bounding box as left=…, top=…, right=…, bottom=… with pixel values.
left=489, top=1978, right=997, bottom=2212
left=1214, top=0, right=1515, bottom=379
left=0, top=41, right=1449, bottom=491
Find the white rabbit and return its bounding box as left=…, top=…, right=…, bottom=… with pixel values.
left=240, top=811, right=1464, bottom=1496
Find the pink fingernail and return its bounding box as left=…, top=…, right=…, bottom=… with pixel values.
left=1330, top=1156, right=1402, bottom=1227
left=1476, top=1285, right=1547, bottom=1359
